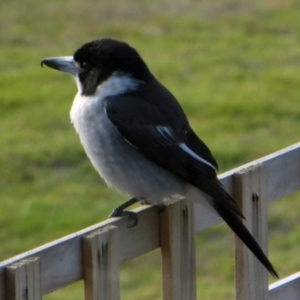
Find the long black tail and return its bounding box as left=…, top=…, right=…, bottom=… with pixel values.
left=211, top=189, right=278, bottom=278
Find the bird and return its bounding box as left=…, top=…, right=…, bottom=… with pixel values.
left=41, top=38, right=278, bottom=277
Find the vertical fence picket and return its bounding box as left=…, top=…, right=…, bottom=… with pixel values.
left=83, top=225, right=120, bottom=300
left=233, top=164, right=269, bottom=300
left=160, top=199, right=196, bottom=300
left=5, top=257, right=42, bottom=300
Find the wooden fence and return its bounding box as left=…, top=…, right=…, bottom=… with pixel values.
left=1, top=142, right=300, bottom=299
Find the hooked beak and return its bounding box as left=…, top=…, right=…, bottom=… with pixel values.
left=41, top=56, right=77, bottom=76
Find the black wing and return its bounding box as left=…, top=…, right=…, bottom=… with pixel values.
left=103, top=95, right=239, bottom=212
left=103, top=95, right=278, bottom=278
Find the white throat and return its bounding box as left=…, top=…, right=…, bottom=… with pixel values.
left=75, top=72, right=142, bottom=100
left=70, top=72, right=142, bottom=150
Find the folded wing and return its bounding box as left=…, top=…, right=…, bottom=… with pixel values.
left=103, top=95, right=278, bottom=277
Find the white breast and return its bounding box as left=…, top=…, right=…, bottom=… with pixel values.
left=70, top=74, right=185, bottom=203
left=71, top=72, right=142, bottom=149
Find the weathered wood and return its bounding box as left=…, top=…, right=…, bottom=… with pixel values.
left=0, top=206, right=160, bottom=298
left=219, top=142, right=300, bottom=205
left=195, top=142, right=300, bottom=232
left=233, top=165, right=269, bottom=300
left=0, top=142, right=299, bottom=299
left=83, top=225, right=120, bottom=300
left=5, top=257, right=41, bottom=300
left=160, top=199, right=196, bottom=300
left=269, top=271, right=300, bottom=300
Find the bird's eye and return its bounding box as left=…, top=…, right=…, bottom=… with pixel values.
left=80, top=61, right=90, bottom=71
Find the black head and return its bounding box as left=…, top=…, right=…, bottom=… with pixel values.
left=42, top=38, right=153, bottom=96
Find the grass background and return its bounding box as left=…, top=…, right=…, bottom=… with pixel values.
left=1, top=0, right=300, bottom=299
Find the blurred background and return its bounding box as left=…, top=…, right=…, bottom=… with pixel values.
left=1, top=0, right=300, bottom=299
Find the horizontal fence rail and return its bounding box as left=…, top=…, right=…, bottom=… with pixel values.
left=1, top=142, right=300, bottom=299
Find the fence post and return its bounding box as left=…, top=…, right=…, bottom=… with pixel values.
left=233, top=164, right=269, bottom=300
left=160, top=199, right=196, bottom=300
left=83, top=225, right=120, bottom=300
left=5, top=257, right=42, bottom=300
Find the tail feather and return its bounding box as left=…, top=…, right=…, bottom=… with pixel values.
left=211, top=196, right=278, bottom=278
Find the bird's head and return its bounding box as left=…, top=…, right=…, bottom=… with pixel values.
left=41, top=39, right=152, bottom=96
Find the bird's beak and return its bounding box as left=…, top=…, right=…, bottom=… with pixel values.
left=41, top=56, right=77, bottom=76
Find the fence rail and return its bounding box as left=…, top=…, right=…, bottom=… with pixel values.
left=1, top=142, right=300, bottom=299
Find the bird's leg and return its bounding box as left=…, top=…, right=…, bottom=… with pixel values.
left=109, top=197, right=140, bottom=227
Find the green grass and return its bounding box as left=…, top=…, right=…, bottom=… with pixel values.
left=1, top=0, right=300, bottom=299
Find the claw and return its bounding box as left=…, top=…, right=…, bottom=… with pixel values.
left=125, top=211, right=138, bottom=227
left=109, top=207, right=138, bottom=228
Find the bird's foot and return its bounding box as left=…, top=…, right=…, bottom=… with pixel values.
left=109, top=207, right=138, bottom=228
left=108, top=197, right=139, bottom=227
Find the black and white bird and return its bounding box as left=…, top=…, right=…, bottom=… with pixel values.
left=41, top=38, right=277, bottom=277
